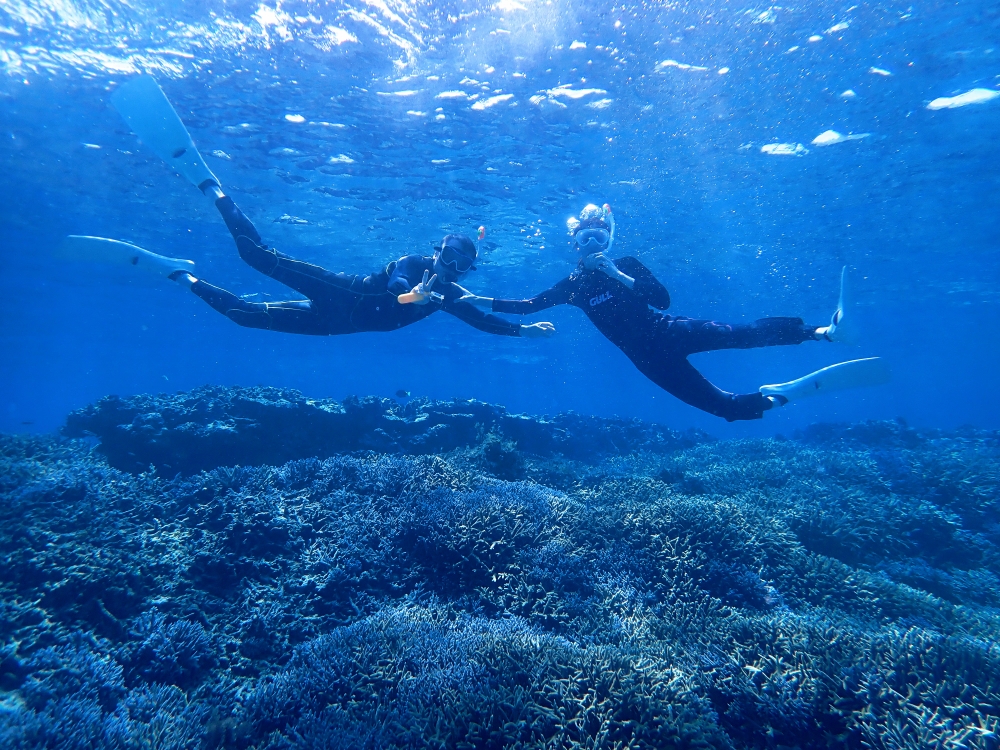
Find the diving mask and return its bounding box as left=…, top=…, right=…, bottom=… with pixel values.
left=567, top=203, right=615, bottom=253
left=437, top=236, right=477, bottom=274
left=574, top=227, right=611, bottom=250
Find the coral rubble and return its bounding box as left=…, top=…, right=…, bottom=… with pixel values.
left=2, top=388, right=1000, bottom=748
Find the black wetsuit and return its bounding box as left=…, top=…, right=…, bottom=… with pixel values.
left=492, top=257, right=817, bottom=421
left=191, top=197, right=521, bottom=337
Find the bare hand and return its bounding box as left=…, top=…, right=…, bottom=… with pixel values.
left=520, top=321, right=556, bottom=339
left=590, top=254, right=617, bottom=276
left=591, top=255, right=635, bottom=288
left=582, top=252, right=604, bottom=271
left=409, top=270, right=439, bottom=305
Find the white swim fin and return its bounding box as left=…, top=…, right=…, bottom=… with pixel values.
left=111, top=75, right=220, bottom=191
left=59, top=236, right=195, bottom=278
left=760, top=357, right=890, bottom=404
left=819, top=265, right=857, bottom=344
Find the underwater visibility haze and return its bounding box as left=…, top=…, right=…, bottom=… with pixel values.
left=1, top=0, right=999, bottom=434
left=2, top=0, right=1000, bottom=748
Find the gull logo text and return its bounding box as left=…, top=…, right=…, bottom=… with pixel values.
left=590, top=292, right=613, bottom=307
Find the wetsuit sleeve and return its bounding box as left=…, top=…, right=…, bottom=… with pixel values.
left=387, top=255, right=429, bottom=296
left=615, top=257, right=670, bottom=310
left=445, top=300, right=523, bottom=337
left=491, top=276, right=575, bottom=314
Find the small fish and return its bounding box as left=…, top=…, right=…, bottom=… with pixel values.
left=395, top=390, right=411, bottom=398
left=274, top=214, right=310, bottom=225
left=760, top=142, right=809, bottom=156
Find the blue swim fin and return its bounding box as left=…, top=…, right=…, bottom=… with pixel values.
left=760, top=357, right=890, bottom=403
left=111, top=75, right=220, bottom=191
left=60, top=236, right=195, bottom=278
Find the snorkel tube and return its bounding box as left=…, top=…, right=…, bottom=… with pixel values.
left=602, top=203, right=615, bottom=255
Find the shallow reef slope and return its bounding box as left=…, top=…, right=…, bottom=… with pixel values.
left=2, top=387, right=999, bottom=749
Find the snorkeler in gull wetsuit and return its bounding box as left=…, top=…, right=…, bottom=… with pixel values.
left=460, top=204, right=857, bottom=422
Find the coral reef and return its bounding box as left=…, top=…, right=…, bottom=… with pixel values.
left=2, top=390, right=1000, bottom=748
left=62, top=386, right=708, bottom=474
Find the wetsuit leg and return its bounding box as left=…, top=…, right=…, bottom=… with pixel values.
left=639, top=356, right=770, bottom=422
left=215, top=195, right=263, bottom=245
left=658, top=316, right=817, bottom=356
left=190, top=280, right=331, bottom=335
left=233, top=236, right=367, bottom=302
left=214, top=196, right=365, bottom=303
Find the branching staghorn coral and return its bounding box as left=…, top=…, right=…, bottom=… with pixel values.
left=1, top=403, right=1000, bottom=748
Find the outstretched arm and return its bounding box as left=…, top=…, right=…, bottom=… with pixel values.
left=458, top=277, right=574, bottom=315
left=444, top=299, right=553, bottom=338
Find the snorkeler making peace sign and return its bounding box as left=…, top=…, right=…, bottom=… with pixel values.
left=66, top=76, right=554, bottom=341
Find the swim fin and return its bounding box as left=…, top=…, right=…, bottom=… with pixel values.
left=819, top=266, right=856, bottom=344
left=760, top=357, right=890, bottom=403
left=111, top=75, right=220, bottom=192
left=59, top=235, right=195, bottom=277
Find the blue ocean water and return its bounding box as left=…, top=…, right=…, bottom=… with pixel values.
left=2, top=0, right=997, bottom=436
left=5, top=4, right=1000, bottom=748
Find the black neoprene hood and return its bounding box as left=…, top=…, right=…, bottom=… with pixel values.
left=441, top=233, right=477, bottom=259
